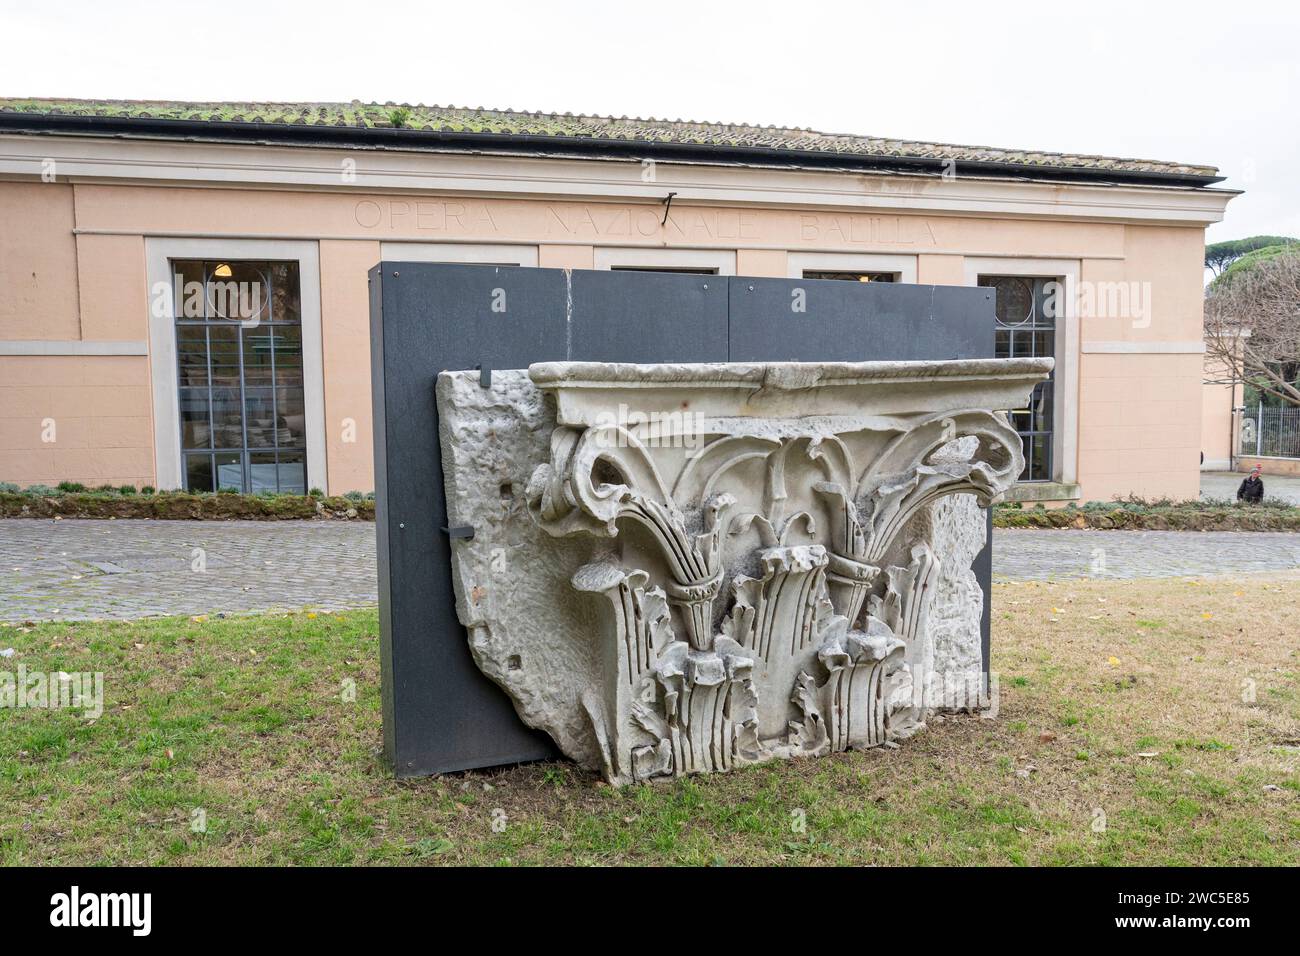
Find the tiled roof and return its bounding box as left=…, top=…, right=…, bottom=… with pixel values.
left=0, top=97, right=1220, bottom=181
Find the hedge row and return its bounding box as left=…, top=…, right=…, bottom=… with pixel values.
left=3, top=486, right=1298, bottom=530
left=993, top=499, right=1300, bottom=531
left=0, top=490, right=375, bottom=521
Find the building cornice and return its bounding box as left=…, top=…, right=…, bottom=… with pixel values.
left=0, top=134, right=1236, bottom=227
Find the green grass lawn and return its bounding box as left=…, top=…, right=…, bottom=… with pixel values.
left=2, top=574, right=1298, bottom=866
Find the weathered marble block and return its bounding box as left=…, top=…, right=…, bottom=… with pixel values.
left=436, top=358, right=1052, bottom=785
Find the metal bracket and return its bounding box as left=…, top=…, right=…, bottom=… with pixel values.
left=476, top=364, right=491, bottom=388
left=440, top=525, right=476, bottom=539
left=661, top=191, right=678, bottom=226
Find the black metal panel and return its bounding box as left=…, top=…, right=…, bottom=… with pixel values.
left=371, top=263, right=727, bottom=777
left=372, top=264, right=570, bottom=776
left=369, top=264, right=395, bottom=757
left=373, top=265, right=1000, bottom=777
left=728, top=277, right=994, bottom=362
left=568, top=269, right=728, bottom=363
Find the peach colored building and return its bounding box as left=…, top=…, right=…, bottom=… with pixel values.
left=0, top=100, right=1237, bottom=502
left=1201, top=353, right=1242, bottom=473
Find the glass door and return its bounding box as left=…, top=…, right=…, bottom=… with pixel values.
left=172, top=259, right=307, bottom=493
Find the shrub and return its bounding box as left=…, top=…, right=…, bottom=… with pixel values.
left=140, top=486, right=156, bottom=495
left=56, top=481, right=87, bottom=493
left=117, top=484, right=137, bottom=495
left=0, top=481, right=19, bottom=493
left=24, top=484, right=58, bottom=496
left=309, top=487, right=325, bottom=498
left=1198, top=496, right=1236, bottom=508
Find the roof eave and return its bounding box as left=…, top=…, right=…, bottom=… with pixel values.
left=0, top=112, right=1227, bottom=189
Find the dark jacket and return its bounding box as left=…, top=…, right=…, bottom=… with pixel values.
left=1237, top=475, right=1264, bottom=503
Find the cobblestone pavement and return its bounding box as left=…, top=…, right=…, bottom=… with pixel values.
left=992, top=529, right=1300, bottom=582
left=0, top=520, right=376, bottom=622
left=2, top=520, right=1298, bottom=622
left=1201, top=470, right=1300, bottom=506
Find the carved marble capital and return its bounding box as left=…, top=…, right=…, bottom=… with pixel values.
left=437, top=357, right=1051, bottom=785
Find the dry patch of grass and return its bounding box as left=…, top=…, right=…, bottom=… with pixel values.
left=1, top=573, right=1297, bottom=865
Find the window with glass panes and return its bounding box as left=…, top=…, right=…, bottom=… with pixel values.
left=609, top=266, right=719, bottom=275
left=173, top=260, right=307, bottom=494
left=978, top=275, right=1056, bottom=482
left=802, top=271, right=897, bottom=282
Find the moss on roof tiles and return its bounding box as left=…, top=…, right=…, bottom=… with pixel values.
left=0, top=97, right=1219, bottom=177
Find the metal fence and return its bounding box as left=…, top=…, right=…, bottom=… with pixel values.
left=1240, top=402, right=1300, bottom=459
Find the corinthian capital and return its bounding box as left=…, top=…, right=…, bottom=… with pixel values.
left=439, top=357, right=1051, bottom=784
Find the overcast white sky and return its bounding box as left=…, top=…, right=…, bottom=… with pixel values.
left=2, top=0, right=1295, bottom=244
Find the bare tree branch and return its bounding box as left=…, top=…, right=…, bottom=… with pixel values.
left=1204, top=250, right=1300, bottom=408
